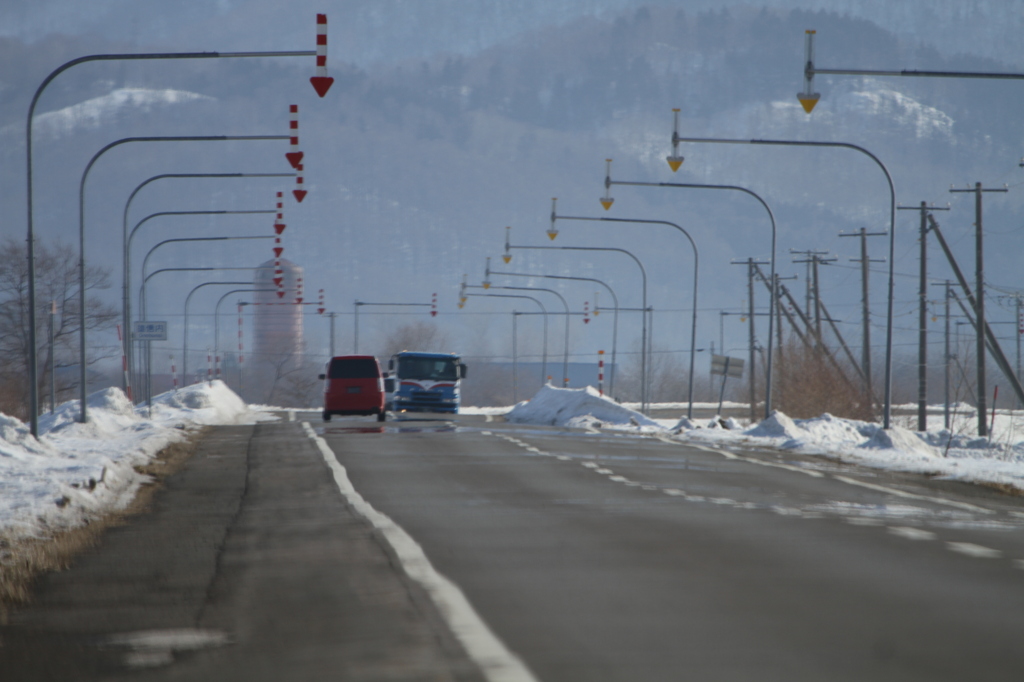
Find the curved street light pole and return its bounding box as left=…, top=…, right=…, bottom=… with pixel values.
left=496, top=233, right=621, bottom=398
left=667, top=115, right=896, bottom=427
left=505, top=237, right=647, bottom=409
left=460, top=286, right=549, bottom=386
left=213, top=288, right=274, bottom=390
left=122, top=172, right=294, bottom=390
left=128, top=209, right=275, bottom=390
left=550, top=204, right=700, bottom=419
left=76, top=134, right=288, bottom=423
left=480, top=266, right=571, bottom=387
left=603, top=161, right=775, bottom=420
left=25, top=47, right=316, bottom=436
left=182, top=280, right=256, bottom=388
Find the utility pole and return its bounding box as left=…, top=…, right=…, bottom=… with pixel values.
left=898, top=203, right=948, bottom=431
left=950, top=183, right=1007, bottom=437
left=790, top=250, right=835, bottom=349
left=733, top=258, right=769, bottom=422
left=931, top=281, right=954, bottom=429
left=839, top=227, right=886, bottom=403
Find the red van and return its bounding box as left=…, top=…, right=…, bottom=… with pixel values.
left=319, top=355, right=386, bottom=421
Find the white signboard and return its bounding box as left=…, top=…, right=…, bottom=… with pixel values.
left=711, top=354, right=744, bottom=378
left=134, top=321, right=168, bottom=341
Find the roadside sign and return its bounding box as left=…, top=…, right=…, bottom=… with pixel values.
left=711, top=354, right=744, bottom=378
left=134, top=321, right=168, bottom=341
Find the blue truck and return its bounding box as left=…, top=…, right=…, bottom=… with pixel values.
left=386, top=351, right=467, bottom=413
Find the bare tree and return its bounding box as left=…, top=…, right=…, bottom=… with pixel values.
left=0, top=237, right=118, bottom=420
left=376, top=321, right=450, bottom=359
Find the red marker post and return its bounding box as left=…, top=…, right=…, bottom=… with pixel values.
left=310, top=14, right=334, bottom=97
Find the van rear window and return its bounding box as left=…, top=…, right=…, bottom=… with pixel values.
left=328, top=358, right=379, bottom=379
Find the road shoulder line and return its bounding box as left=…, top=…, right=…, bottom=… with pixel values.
left=302, top=422, right=538, bottom=682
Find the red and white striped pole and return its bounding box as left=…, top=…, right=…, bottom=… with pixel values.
left=286, top=104, right=303, bottom=169
left=318, top=288, right=325, bottom=315
left=170, top=355, right=177, bottom=392
left=598, top=350, right=605, bottom=396
left=293, top=163, right=307, bottom=203
left=296, top=276, right=304, bottom=305
left=116, top=324, right=132, bottom=402
left=310, top=14, right=334, bottom=97
left=431, top=292, right=438, bottom=317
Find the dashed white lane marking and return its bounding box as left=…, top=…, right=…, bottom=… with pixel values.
left=1014, top=560, right=1024, bottom=570
left=946, top=542, right=1003, bottom=559
left=287, top=410, right=296, bottom=422
left=833, top=476, right=993, bottom=514
left=304, top=422, right=538, bottom=682
left=485, top=414, right=494, bottom=423
left=888, top=526, right=937, bottom=541
left=486, top=430, right=1014, bottom=565
left=657, top=435, right=824, bottom=478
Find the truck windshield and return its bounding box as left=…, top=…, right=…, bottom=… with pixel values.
left=398, top=357, right=458, bottom=381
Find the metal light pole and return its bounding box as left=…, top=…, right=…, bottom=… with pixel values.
left=598, top=163, right=770, bottom=419
left=182, top=280, right=256, bottom=388
left=76, top=134, right=290, bottom=423
left=480, top=266, right=571, bottom=388
left=494, top=236, right=621, bottom=397
left=505, top=234, right=648, bottom=403
left=24, top=42, right=324, bottom=436
left=122, top=171, right=294, bottom=392
left=550, top=202, right=700, bottom=419
left=213, top=289, right=274, bottom=390
left=460, top=284, right=550, bottom=386
left=666, top=112, right=896, bottom=426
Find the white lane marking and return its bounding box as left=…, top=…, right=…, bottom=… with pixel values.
left=595, top=468, right=614, bottom=475
left=485, top=414, right=494, bottom=423
left=845, top=517, right=885, bottom=526
left=481, top=431, right=492, bottom=436
left=833, top=475, right=993, bottom=514
left=581, top=462, right=599, bottom=469
left=287, top=410, right=296, bottom=422
left=664, top=488, right=685, bottom=497
left=658, top=435, right=828, bottom=479
left=557, top=455, right=571, bottom=461
left=608, top=475, right=629, bottom=483
left=888, top=526, right=937, bottom=541
left=1014, top=560, right=1024, bottom=570
left=947, top=542, right=1003, bottom=559
left=303, top=422, right=538, bottom=682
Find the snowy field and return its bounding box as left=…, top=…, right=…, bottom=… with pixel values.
left=3, top=381, right=1024, bottom=549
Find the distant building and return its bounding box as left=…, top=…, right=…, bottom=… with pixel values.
left=253, top=257, right=304, bottom=361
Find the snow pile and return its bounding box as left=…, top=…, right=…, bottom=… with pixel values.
left=0, top=381, right=262, bottom=542
left=506, top=385, right=660, bottom=430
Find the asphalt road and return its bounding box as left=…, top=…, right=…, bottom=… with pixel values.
left=320, top=411, right=1024, bottom=682
left=3, top=411, right=1024, bottom=681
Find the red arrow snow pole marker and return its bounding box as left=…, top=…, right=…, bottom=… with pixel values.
left=286, top=105, right=304, bottom=169
left=310, top=14, right=334, bottom=97
left=293, top=163, right=307, bottom=203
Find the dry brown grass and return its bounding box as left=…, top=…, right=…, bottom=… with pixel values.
left=0, top=428, right=208, bottom=611
left=773, top=340, right=875, bottom=422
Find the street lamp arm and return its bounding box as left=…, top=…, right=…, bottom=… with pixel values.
left=462, top=291, right=549, bottom=383
left=668, top=132, right=897, bottom=428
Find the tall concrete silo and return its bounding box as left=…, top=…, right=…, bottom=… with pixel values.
left=253, top=257, right=304, bottom=361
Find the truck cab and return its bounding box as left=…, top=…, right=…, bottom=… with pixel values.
left=388, top=351, right=467, bottom=413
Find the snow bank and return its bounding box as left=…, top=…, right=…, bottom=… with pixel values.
left=0, top=381, right=260, bottom=542
left=501, top=386, right=1024, bottom=493
left=505, top=385, right=660, bottom=430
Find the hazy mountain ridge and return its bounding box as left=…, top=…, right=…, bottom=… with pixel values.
left=3, top=3, right=1024, bottom=367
